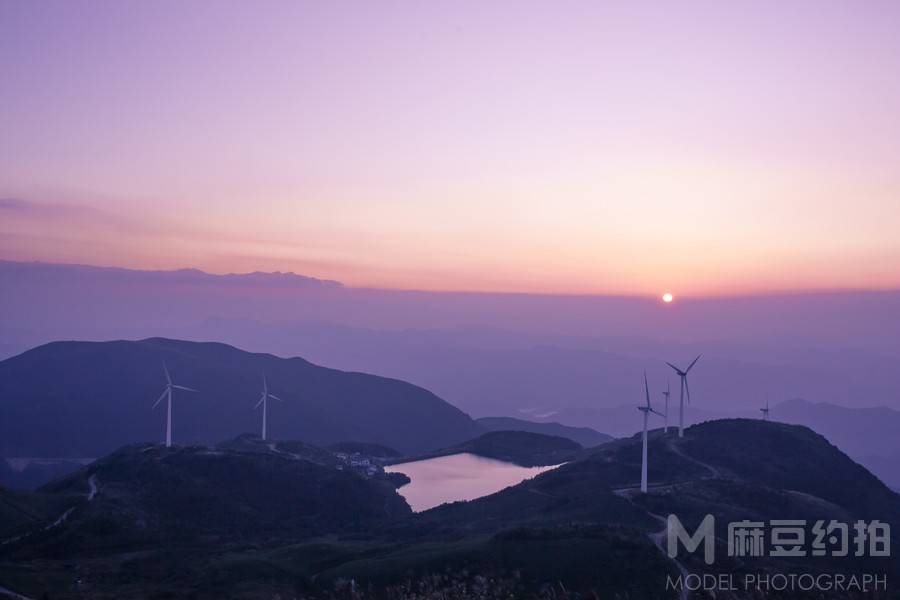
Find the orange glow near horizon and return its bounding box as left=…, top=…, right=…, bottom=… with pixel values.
left=2, top=3, right=900, bottom=297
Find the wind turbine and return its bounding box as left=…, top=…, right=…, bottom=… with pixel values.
left=152, top=363, right=198, bottom=448
left=661, top=379, right=671, bottom=433
left=639, top=372, right=664, bottom=493
left=665, top=355, right=701, bottom=438
left=760, top=399, right=770, bottom=421
left=254, top=375, right=283, bottom=441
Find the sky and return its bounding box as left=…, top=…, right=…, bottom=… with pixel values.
left=2, top=0, right=900, bottom=296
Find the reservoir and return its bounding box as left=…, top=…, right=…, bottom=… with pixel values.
left=385, top=452, right=559, bottom=512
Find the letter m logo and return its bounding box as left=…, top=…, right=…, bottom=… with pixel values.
left=668, top=514, right=715, bottom=565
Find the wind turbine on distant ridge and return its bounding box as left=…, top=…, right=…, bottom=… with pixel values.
left=152, top=363, right=198, bottom=447
left=661, top=379, right=671, bottom=433
left=639, top=372, right=664, bottom=493
left=665, top=355, right=701, bottom=438
left=760, top=399, right=770, bottom=421
left=255, top=375, right=283, bottom=441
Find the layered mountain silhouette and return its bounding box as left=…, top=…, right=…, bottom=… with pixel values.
left=410, top=430, right=585, bottom=467
left=0, top=338, right=482, bottom=457
left=476, top=416, right=612, bottom=447
left=775, top=398, right=900, bottom=490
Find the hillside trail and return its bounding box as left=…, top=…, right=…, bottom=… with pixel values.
left=1, top=474, right=100, bottom=547
left=611, top=433, right=726, bottom=600
left=87, top=474, right=98, bottom=500
left=0, top=584, right=35, bottom=600
left=0, top=475, right=101, bottom=599
left=612, top=485, right=691, bottom=600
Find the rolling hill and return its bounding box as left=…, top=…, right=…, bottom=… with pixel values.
left=1, top=419, right=898, bottom=599
left=0, top=338, right=483, bottom=457
left=476, top=416, right=612, bottom=447
left=422, top=420, right=900, bottom=532
left=30, top=442, right=410, bottom=551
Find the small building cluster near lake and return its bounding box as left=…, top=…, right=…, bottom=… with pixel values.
left=334, top=452, right=383, bottom=477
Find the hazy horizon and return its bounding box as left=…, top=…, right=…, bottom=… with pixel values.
left=3, top=260, right=899, bottom=427
left=6, top=257, right=900, bottom=299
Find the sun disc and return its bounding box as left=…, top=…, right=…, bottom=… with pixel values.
left=662, top=292, right=674, bottom=303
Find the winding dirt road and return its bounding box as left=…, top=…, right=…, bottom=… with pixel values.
left=0, top=475, right=100, bottom=600
left=611, top=434, right=727, bottom=600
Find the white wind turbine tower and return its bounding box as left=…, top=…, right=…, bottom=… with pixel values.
left=638, top=372, right=664, bottom=493
left=255, top=375, right=283, bottom=441
left=152, top=363, right=198, bottom=448
left=661, top=379, right=671, bottom=433
left=665, top=355, right=701, bottom=438
left=760, top=399, right=770, bottom=421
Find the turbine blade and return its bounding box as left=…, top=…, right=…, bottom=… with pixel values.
left=254, top=395, right=265, bottom=409
left=152, top=389, right=167, bottom=409
left=643, top=371, right=651, bottom=407
left=262, top=374, right=267, bottom=394
left=163, top=363, right=171, bottom=385
left=173, top=385, right=198, bottom=392
left=685, top=378, right=691, bottom=404
left=665, top=361, right=681, bottom=374
left=269, top=393, right=283, bottom=402
left=685, top=354, right=701, bottom=373
left=651, top=408, right=664, bottom=417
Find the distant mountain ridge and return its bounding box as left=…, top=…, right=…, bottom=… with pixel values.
left=774, top=397, right=900, bottom=490
left=0, top=260, right=342, bottom=288
left=402, top=430, right=584, bottom=467
left=3, top=260, right=900, bottom=427
left=0, top=338, right=482, bottom=457
left=476, top=416, right=612, bottom=447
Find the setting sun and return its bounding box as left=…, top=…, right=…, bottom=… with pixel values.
left=662, top=292, right=674, bottom=303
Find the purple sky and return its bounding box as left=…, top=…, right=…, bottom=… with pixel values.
left=2, top=1, right=900, bottom=295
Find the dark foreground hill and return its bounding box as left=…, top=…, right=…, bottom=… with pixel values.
left=0, top=486, right=75, bottom=541
left=1, top=420, right=898, bottom=600
left=25, top=441, right=410, bottom=554
left=476, top=416, right=613, bottom=447
left=423, top=419, right=900, bottom=531
left=0, top=338, right=483, bottom=457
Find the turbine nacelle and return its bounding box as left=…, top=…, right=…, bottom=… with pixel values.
left=254, top=374, right=285, bottom=441
left=638, top=371, right=664, bottom=416
left=666, top=355, right=700, bottom=437
left=638, top=405, right=665, bottom=417
left=254, top=375, right=284, bottom=409
left=151, top=362, right=198, bottom=447
left=666, top=354, right=701, bottom=377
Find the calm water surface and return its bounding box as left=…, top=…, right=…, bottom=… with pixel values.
left=385, top=452, right=559, bottom=512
